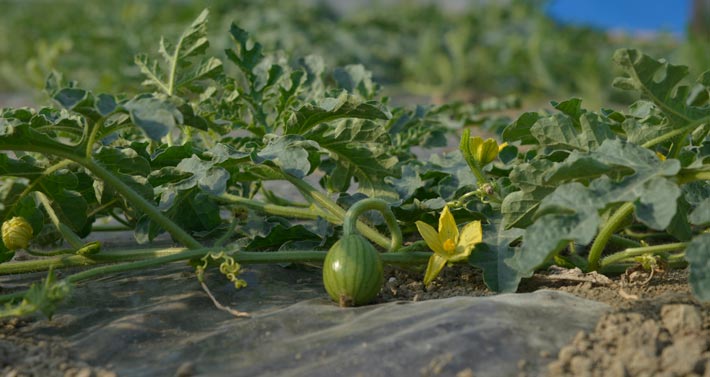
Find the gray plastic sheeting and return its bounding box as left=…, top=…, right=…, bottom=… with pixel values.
left=17, top=264, right=609, bottom=376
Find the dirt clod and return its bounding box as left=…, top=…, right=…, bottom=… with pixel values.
left=547, top=293, right=710, bottom=377
left=660, top=304, right=703, bottom=337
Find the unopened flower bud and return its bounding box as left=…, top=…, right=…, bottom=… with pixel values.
left=2, top=217, right=33, bottom=250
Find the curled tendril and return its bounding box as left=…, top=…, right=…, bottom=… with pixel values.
left=197, top=251, right=247, bottom=289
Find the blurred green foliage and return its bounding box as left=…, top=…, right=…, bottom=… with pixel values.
left=0, top=0, right=690, bottom=106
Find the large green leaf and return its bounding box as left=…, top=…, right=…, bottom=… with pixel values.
left=530, top=112, right=614, bottom=151
left=543, top=151, right=613, bottom=184
left=246, top=222, right=324, bottom=250
left=506, top=139, right=684, bottom=276
left=94, top=147, right=151, bottom=176
left=135, top=9, right=222, bottom=95
left=0, top=121, right=80, bottom=157
left=588, top=140, right=681, bottom=229
left=613, top=49, right=710, bottom=126
left=537, top=139, right=681, bottom=229
left=506, top=182, right=602, bottom=276
left=123, top=96, right=183, bottom=141
left=622, top=113, right=674, bottom=145
left=502, top=112, right=541, bottom=145
left=252, top=135, right=319, bottom=179
left=689, top=198, right=710, bottom=226
left=39, top=170, right=88, bottom=234
left=469, top=217, right=524, bottom=293
left=685, top=234, right=710, bottom=302
left=333, top=64, right=379, bottom=99
left=150, top=143, right=198, bottom=168
left=0, top=154, right=44, bottom=178
left=173, top=155, right=230, bottom=196
left=137, top=190, right=220, bottom=244
left=225, top=23, right=265, bottom=75
left=385, top=164, right=424, bottom=202
left=502, top=159, right=556, bottom=228
left=305, top=119, right=398, bottom=199
left=422, top=152, right=477, bottom=200
left=385, top=105, right=449, bottom=159
left=286, top=92, right=390, bottom=135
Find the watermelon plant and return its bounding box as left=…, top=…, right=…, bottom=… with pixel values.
left=0, top=10, right=708, bottom=318
left=467, top=49, right=710, bottom=298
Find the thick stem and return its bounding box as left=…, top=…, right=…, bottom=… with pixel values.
left=677, top=170, right=710, bottom=185
left=84, top=118, right=105, bottom=158
left=280, top=173, right=392, bottom=249
left=0, top=248, right=433, bottom=304
left=166, top=34, right=186, bottom=96
left=215, top=193, right=340, bottom=223
left=608, top=234, right=643, bottom=249
left=26, top=248, right=75, bottom=257
left=0, top=246, right=433, bottom=276
left=83, top=158, right=202, bottom=249
left=642, top=119, right=707, bottom=149
left=35, top=191, right=84, bottom=249
left=0, top=247, right=188, bottom=274
left=91, top=225, right=131, bottom=232
left=0, top=143, right=201, bottom=250
left=10, top=159, right=74, bottom=217
left=588, top=202, right=635, bottom=271
left=600, top=242, right=687, bottom=267
left=2, top=160, right=76, bottom=243
left=87, top=198, right=120, bottom=218
left=623, top=229, right=671, bottom=240
left=66, top=248, right=206, bottom=284
left=342, top=198, right=403, bottom=252
left=599, top=257, right=688, bottom=275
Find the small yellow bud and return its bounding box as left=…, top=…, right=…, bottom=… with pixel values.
left=472, top=137, right=500, bottom=166
left=2, top=217, right=33, bottom=250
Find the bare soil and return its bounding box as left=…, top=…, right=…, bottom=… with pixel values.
left=382, top=265, right=710, bottom=377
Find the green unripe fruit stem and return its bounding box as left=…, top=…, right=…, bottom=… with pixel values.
left=280, top=172, right=392, bottom=249
left=342, top=198, right=402, bottom=252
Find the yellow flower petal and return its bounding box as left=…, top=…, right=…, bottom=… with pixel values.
left=469, top=137, right=483, bottom=157
left=450, top=220, right=483, bottom=262
left=423, top=254, right=448, bottom=286
left=438, top=206, right=459, bottom=248
left=416, top=221, right=445, bottom=255
left=459, top=220, right=483, bottom=247
left=476, top=138, right=499, bottom=166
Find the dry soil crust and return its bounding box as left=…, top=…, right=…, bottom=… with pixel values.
left=382, top=266, right=710, bottom=377
left=1, top=265, right=707, bottom=377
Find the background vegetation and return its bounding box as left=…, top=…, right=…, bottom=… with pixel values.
left=0, top=0, right=700, bottom=108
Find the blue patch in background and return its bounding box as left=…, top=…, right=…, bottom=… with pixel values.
left=546, top=0, right=691, bottom=35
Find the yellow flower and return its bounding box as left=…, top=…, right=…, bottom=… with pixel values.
left=460, top=129, right=503, bottom=168
left=415, top=206, right=483, bottom=286
left=656, top=151, right=667, bottom=161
